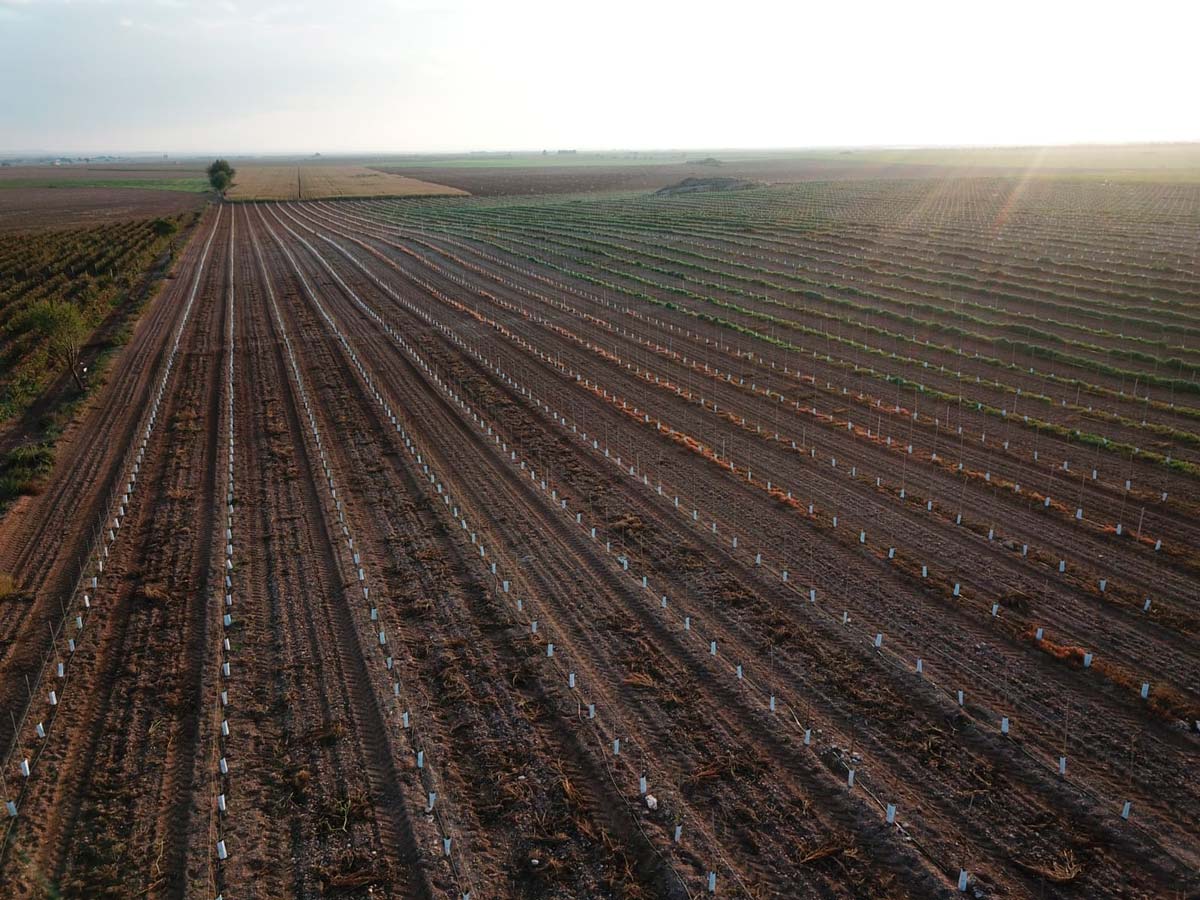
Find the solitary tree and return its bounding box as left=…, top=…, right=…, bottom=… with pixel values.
left=207, top=159, right=235, bottom=195
left=31, top=301, right=88, bottom=392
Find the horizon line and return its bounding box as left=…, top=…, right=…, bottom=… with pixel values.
left=4, top=139, right=1200, bottom=160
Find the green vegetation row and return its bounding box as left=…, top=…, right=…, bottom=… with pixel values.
left=461, top=183, right=1200, bottom=317
left=425, top=191, right=1200, bottom=331
left=412, top=211, right=1200, bottom=384
left=510, top=209, right=1200, bottom=341
left=374, top=194, right=1199, bottom=429
left=644, top=184, right=1200, bottom=304
left=361, top=199, right=1199, bottom=475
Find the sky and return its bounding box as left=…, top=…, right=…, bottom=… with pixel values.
left=1, top=0, right=1197, bottom=155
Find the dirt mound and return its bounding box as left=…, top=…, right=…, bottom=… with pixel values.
left=654, top=176, right=762, bottom=196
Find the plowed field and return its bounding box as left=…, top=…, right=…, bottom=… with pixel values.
left=2, top=177, right=1197, bottom=899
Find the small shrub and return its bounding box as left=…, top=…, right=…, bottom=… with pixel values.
left=0, top=442, right=56, bottom=503
left=0, top=572, right=23, bottom=602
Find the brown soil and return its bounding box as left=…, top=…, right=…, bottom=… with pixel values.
left=1, top=180, right=1196, bottom=899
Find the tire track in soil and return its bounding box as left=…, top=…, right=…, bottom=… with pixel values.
left=238, top=207, right=441, bottom=897
left=428, top=340, right=1194, bottom=899
left=249, top=207, right=439, bottom=900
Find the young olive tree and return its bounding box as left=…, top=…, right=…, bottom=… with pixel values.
left=31, top=300, right=88, bottom=392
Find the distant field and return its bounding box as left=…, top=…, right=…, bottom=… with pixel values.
left=794, top=143, right=1200, bottom=180
left=374, top=143, right=1200, bottom=197
left=225, top=165, right=467, bottom=201
left=0, top=177, right=208, bottom=193
left=0, top=186, right=205, bottom=233
left=373, top=151, right=695, bottom=169
left=0, top=166, right=209, bottom=231
left=224, top=165, right=298, bottom=201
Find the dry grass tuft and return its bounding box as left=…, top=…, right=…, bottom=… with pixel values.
left=622, top=671, right=655, bottom=689
left=0, top=572, right=23, bottom=601
left=1025, top=627, right=1200, bottom=722
left=560, top=773, right=581, bottom=808
left=136, top=582, right=170, bottom=605
left=799, top=840, right=845, bottom=865
left=608, top=513, right=644, bottom=535
left=316, top=848, right=383, bottom=892
left=1018, top=850, right=1083, bottom=884
left=1023, top=627, right=1086, bottom=663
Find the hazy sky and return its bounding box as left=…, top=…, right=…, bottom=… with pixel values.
left=1, top=0, right=1196, bottom=154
